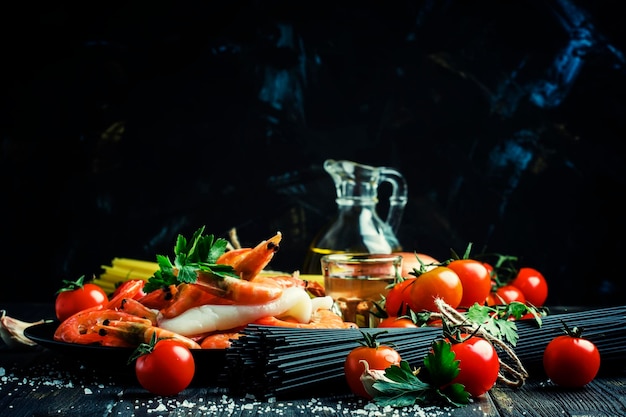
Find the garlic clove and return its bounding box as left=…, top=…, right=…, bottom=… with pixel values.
left=0, top=310, right=50, bottom=349
left=359, top=359, right=397, bottom=399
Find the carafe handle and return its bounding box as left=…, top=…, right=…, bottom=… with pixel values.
left=379, top=167, right=408, bottom=233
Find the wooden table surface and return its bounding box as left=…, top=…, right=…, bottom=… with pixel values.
left=1, top=303, right=625, bottom=417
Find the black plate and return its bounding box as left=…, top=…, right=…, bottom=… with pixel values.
left=24, top=321, right=227, bottom=383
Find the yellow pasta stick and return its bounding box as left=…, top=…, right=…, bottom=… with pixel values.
left=110, top=257, right=159, bottom=272
left=90, top=279, right=118, bottom=294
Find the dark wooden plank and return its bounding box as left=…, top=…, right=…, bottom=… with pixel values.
left=3, top=346, right=626, bottom=417
left=490, top=377, right=626, bottom=417
left=1, top=348, right=498, bottom=417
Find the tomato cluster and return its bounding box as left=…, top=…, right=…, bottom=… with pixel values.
left=381, top=250, right=549, bottom=328
left=381, top=257, right=493, bottom=326
left=382, top=264, right=466, bottom=321
left=345, top=250, right=603, bottom=405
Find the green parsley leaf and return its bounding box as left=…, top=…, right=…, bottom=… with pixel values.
left=439, top=382, right=471, bottom=407
left=143, top=226, right=238, bottom=293
left=465, top=302, right=492, bottom=324
left=371, top=361, right=431, bottom=407
left=423, top=339, right=460, bottom=387
left=466, top=302, right=542, bottom=347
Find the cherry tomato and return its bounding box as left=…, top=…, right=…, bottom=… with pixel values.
left=394, top=252, right=439, bottom=277
left=112, top=279, right=147, bottom=300
left=344, top=334, right=402, bottom=399
left=449, top=336, right=500, bottom=397
left=511, top=267, right=548, bottom=306
left=487, top=285, right=526, bottom=306
left=135, top=339, right=196, bottom=396
left=377, top=316, right=418, bottom=328
left=483, top=262, right=495, bottom=280
left=447, top=259, right=491, bottom=308
left=408, top=266, right=463, bottom=312
left=384, top=278, right=415, bottom=316
left=55, top=276, right=108, bottom=322
left=543, top=326, right=600, bottom=388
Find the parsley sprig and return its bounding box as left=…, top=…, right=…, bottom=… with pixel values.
left=143, top=226, right=239, bottom=293
left=465, top=301, right=543, bottom=346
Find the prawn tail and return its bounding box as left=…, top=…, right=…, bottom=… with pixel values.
left=119, top=298, right=159, bottom=325
left=199, top=331, right=243, bottom=349
left=95, top=320, right=201, bottom=350
left=218, top=232, right=282, bottom=280
left=106, top=279, right=145, bottom=310
left=195, top=273, right=283, bottom=305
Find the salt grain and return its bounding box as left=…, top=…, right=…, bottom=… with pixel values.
left=152, top=403, right=167, bottom=412
left=181, top=399, right=195, bottom=408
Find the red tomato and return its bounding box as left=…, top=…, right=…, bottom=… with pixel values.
left=55, top=276, right=108, bottom=322
left=543, top=330, right=600, bottom=388
left=384, top=278, right=415, bottom=316
left=377, top=316, right=418, bottom=328
left=135, top=339, right=196, bottom=396
left=483, top=262, right=495, bottom=279
left=408, top=266, right=463, bottom=312
left=511, top=267, right=548, bottom=306
left=447, top=259, right=491, bottom=308
left=344, top=336, right=402, bottom=399
left=449, top=336, right=500, bottom=397
left=487, top=285, right=526, bottom=305
left=394, top=252, right=439, bottom=277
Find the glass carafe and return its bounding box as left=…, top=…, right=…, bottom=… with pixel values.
left=302, top=159, right=408, bottom=274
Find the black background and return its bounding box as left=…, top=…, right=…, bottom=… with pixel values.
left=2, top=1, right=624, bottom=306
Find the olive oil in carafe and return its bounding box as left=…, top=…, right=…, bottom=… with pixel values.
left=301, top=159, right=408, bottom=275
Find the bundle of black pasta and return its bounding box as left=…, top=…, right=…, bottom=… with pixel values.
left=222, top=305, right=626, bottom=399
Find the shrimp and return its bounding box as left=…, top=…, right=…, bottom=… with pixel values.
left=157, top=286, right=316, bottom=336
left=259, top=274, right=306, bottom=289
left=94, top=320, right=201, bottom=350
left=159, top=283, right=234, bottom=319
left=137, top=284, right=178, bottom=310
left=195, top=272, right=284, bottom=305
left=163, top=268, right=305, bottom=320
left=53, top=309, right=153, bottom=346
left=216, top=232, right=282, bottom=280
left=106, top=279, right=145, bottom=310
left=119, top=298, right=159, bottom=325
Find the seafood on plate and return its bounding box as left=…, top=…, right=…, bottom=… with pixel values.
left=53, top=228, right=355, bottom=350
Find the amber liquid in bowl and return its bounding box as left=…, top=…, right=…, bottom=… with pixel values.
left=321, top=254, right=401, bottom=328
